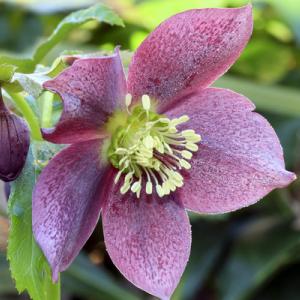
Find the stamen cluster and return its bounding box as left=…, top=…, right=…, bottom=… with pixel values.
left=107, top=94, right=201, bottom=198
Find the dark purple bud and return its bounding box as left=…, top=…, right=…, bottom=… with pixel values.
left=0, top=89, right=30, bottom=182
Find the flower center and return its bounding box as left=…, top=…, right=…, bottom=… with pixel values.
left=106, top=94, right=201, bottom=198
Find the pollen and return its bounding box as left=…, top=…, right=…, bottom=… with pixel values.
left=107, top=94, right=201, bottom=198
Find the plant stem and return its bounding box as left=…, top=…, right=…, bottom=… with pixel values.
left=41, top=91, right=54, bottom=128
left=6, top=90, right=43, bottom=141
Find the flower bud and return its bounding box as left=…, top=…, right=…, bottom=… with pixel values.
left=0, top=90, right=30, bottom=182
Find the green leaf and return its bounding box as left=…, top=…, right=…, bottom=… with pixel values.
left=127, top=0, right=248, bottom=30
left=33, top=3, right=124, bottom=64
left=63, top=254, right=140, bottom=300
left=0, top=252, right=15, bottom=294
left=0, top=56, right=35, bottom=75
left=173, top=220, right=229, bottom=300
left=7, top=73, right=49, bottom=99
left=215, top=75, right=300, bottom=117
left=7, top=142, right=62, bottom=300
left=259, top=0, right=300, bottom=43
left=231, top=39, right=293, bottom=84
left=0, top=64, right=17, bottom=82
left=216, top=218, right=300, bottom=300
left=5, top=56, right=69, bottom=98
left=0, top=3, right=123, bottom=75
left=4, top=48, right=130, bottom=99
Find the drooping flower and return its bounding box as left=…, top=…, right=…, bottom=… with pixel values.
left=32, top=5, right=296, bottom=299
left=0, top=88, right=30, bottom=182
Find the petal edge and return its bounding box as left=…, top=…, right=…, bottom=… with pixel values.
left=166, top=88, right=296, bottom=214
left=33, top=139, right=108, bottom=280
left=128, top=5, right=253, bottom=111
left=102, top=173, right=191, bottom=299
left=42, top=49, right=126, bottom=144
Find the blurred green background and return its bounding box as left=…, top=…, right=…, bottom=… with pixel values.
left=0, top=0, right=300, bottom=299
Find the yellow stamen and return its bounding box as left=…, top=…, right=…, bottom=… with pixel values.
left=107, top=94, right=201, bottom=198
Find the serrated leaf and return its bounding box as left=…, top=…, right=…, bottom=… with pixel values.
left=0, top=3, right=123, bottom=75
left=33, top=3, right=124, bottom=64
left=7, top=142, right=62, bottom=300
left=5, top=48, right=130, bottom=99
left=6, top=57, right=69, bottom=98
left=8, top=73, right=49, bottom=99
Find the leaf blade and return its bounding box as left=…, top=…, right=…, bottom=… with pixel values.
left=33, top=3, right=124, bottom=64
left=7, top=143, right=62, bottom=300
left=0, top=3, right=123, bottom=75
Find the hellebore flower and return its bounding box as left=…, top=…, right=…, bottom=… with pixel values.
left=33, top=5, right=296, bottom=299
left=0, top=89, right=30, bottom=182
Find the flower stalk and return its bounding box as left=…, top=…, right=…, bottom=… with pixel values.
left=6, top=90, right=43, bottom=141
left=41, top=91, right=54, bottom=128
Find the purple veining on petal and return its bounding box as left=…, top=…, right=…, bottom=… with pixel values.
left=29, top=4, right=297, bottom=299
left=166, top=88, right=296, bottom=214
left=0, top=90, right=30, bottom=182
left=42, top=48, right=127, bottom=144
left=128, top=5, right=252, bottom=111
left=32, top=139, right=109, bottom=281
left=102, top=170, right=191, bottom=299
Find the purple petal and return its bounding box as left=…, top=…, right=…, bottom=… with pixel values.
left=43, top=49, right=127, bottom=144
left=166, top=88, right=296, bottom=214
left=33, top=140, right=108, bottom=281
left=102, top=173, right=191, bottom=299
left=0, top=95, right=30, bottom=182
left=128, top=5, right=252, bottom=111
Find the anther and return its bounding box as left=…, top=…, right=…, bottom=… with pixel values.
left=125, top=93, right=132, bottom=107
left=142, top=95, right=151, bottom=111
left=109, top=94, right=201, bottom=198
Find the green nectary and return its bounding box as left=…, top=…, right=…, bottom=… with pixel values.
left=106, top=94, right=201, bottom=198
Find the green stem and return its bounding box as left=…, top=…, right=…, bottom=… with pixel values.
left=6, top=90, right=43, bottom=141
left=41, top=91, right=54, bottom=128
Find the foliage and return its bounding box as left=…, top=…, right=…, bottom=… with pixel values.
left=7, top=143, right=61, bottom=300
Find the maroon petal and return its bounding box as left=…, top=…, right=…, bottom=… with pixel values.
left=166, top=88, right=296, bottom=214
left=32, top=140, right=108, bottom=281
left=128, top=5, right=252, bottom=111
left=102, top=173, right=191, bottom=299
left=43, top=49, right=127, bottom=144
left=0, top=93, right=30, bottom=182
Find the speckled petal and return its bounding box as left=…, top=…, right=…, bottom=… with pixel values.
left=33, top=140, right=108, bottom=281
left=43, top=49, right=126, bottom=144
left=128, top=5, right=252, bottom=111
left=166, top=88, right=296, bottom=214
left=0, top=95, right=30, bottom=182
left=102, top=173, right=191, bottom=299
